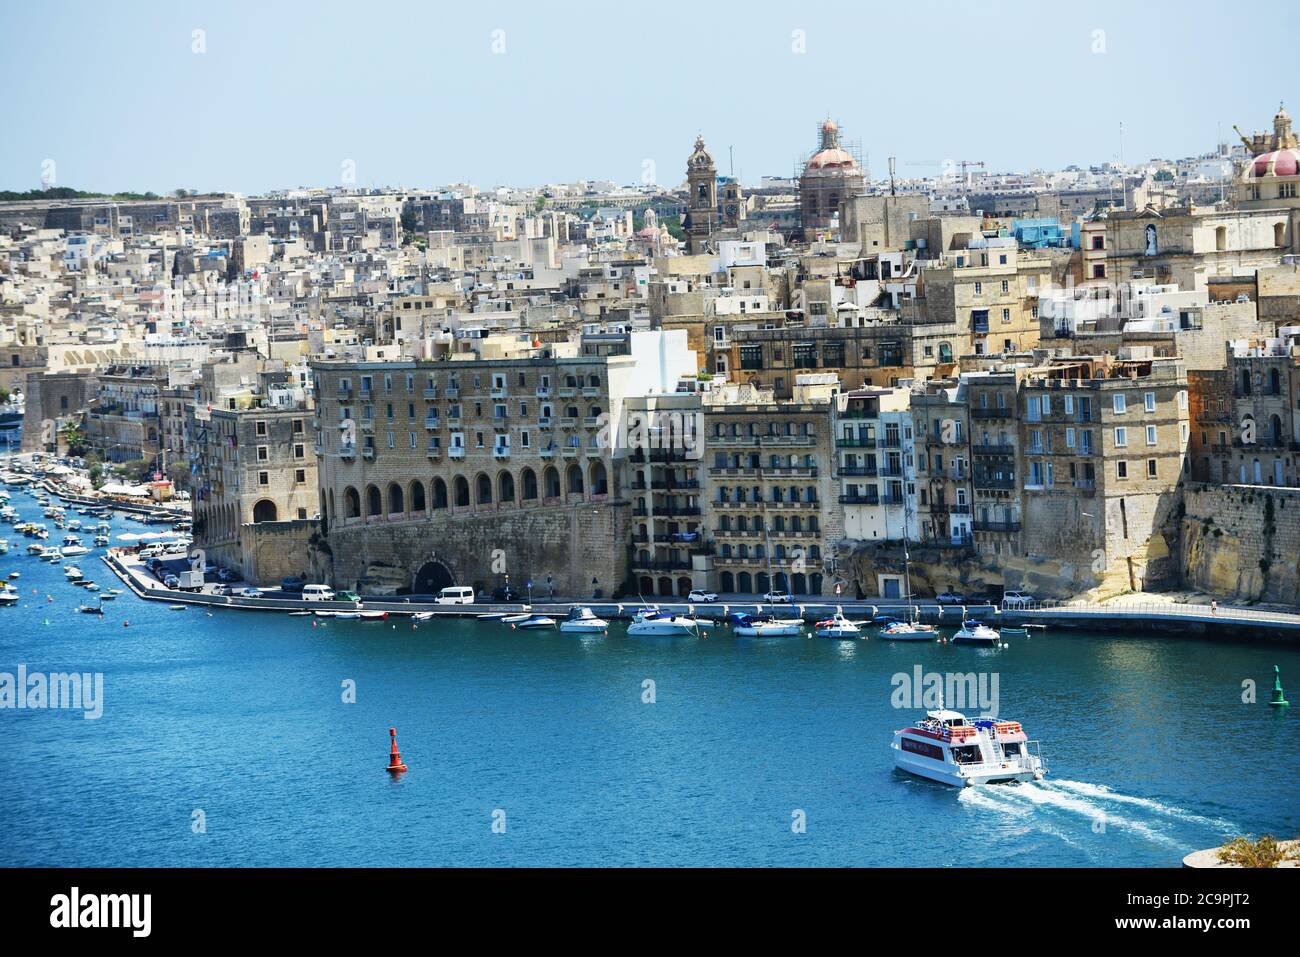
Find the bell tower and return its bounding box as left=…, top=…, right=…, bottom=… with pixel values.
left=685, top=135, right=717, bottom=254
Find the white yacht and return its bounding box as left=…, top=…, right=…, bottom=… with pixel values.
left=559, top=606, right=609, bottom=633
left=626, top=606, right=703, bottom=637
left=952, top=620, right=1001, bottom=646
left=60, top=534, right=89, bottom=556
left=893, top=707, right=1046, bottom=787
left=814, top=609, right=861, bottom=639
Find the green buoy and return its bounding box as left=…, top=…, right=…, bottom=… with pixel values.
left=1268, top=665, right=1290, bottom=708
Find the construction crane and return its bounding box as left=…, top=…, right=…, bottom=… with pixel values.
left=958, top=160, right=985, bottom=183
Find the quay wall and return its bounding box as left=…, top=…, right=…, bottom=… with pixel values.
left=1181, top=483, right=1300, bottom=604
left=321, top=501, right=631, bottom=598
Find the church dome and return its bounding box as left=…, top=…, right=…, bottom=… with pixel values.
left=803, top=118, right=859, bottom=174
left=1243, top=147, right=1300, bottom=180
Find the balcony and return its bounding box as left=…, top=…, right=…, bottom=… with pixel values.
left=582, top=386, right=601, bottom=398
left=493, top=446, right=511, bottom=459
left=490, top=388, right=508, bottom=399
left=362, top=447, right=375, bottom=460
left=561, top=446, right=579, bottom=457
left=972, top=443, right=1014, bottom=456
left=423, top=388, right=438, bottom=399
left=835, top=436, right=876, bottom=448
left=444, top=387, right=460, bottom=399
left=557, top=387, right=577, bottom=398
left=583, top=416, right=600, bottom=428
left=426, top=446, right=441, bottom=459
left=839, top=493, right=880, bottom=505
left=973, top=520, right=1021, bottom=532
left=539, top=447, right=556, bottom=458
left=839, top=465, right=878, bottom=477
left=536, top=387, right=552, bottom=399
left=448, top=446, right=465, bottom=459
left=971, top=407, right=1012, bottom=420
left=424, top=416, right=440, bottom=429
left=538, top=417, right=552, bottom=429
left=558, top=417, right=577, bottom=429
left=339, top=444, right=356, bottom=459
left=974, top=476, right=1016, bottom=489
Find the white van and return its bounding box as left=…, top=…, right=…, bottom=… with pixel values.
left=301, top=584, right=336, bottom=602
left=434, top=586, right=475, bottom=605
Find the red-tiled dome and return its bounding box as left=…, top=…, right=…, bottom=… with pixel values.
left=1248, top=148, right=1300, bottom=178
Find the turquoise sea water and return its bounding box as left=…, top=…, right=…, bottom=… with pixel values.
left=1, top=486, right=1296, bottom=867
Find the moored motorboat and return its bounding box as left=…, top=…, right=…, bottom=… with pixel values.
left=514, top=614, right=556, bottom=629
left=892, top=707, right=1046, bottom=787
left=412, top=611, right=436, bottom=622
left=559, top=606, right=608, bottom=633
left=814, top=609, right=861, bottom=639
left=730, top=612, right=802, bottom=637
left=0, top=585, right=19, bottom=606
left=627, top=606, right=703, bottom=637
left=952, top=620, right=1001, bottom=646
left=880, top=620, right=940, bottom=641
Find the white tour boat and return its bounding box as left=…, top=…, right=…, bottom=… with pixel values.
left=893, top=707, right=1047, bottom=787
left=952, top=619, right=1001, bottom=646
left=559, top=606, right=609, bottom=633
left=814, top=609, right=862, bottom=639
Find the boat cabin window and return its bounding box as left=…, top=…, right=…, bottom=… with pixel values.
left=951, top=745, right=982, bottom=764
left=943, top=718, right=966, bottom=727
left=1000, top=742, right=1023, bottom=756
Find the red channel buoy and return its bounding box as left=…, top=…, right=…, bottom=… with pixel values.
left=385, top=727, right=408, bottom=775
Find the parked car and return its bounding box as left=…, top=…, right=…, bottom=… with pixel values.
left=687, top=589, right=718, bottom=603
left=163, top=574, right=180, bottom=589
left=763, top=590, right=792, bottom=604
left=936, top=591, right=966, bottom=605
left=216, top=568, right=239, bottom=584
left=237, top=587, right=263, bottom=599
left=1002, top=590, right=1035, bottom=608
left=280, top=576, right=306, bottom=593
left=333, top=590, right=362, bottom=603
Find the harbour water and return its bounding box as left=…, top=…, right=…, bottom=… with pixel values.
left=1, top=486, right=1297, bottom=867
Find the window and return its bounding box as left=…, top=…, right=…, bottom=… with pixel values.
left=1145, top=425, right=1157, bottom=446
left=1144, top=392, right=1156, bottom=413
left=1116, top=461, right=1128, bottom=479
left=1114, top=427, right=1128, bottom=447
left=293, top=444, right=304, bottom=459
left=1093, top=264, right=1106, bottom=279
left=255, top=420, right=267, bottom=436
left=258, top=471, right=269, bottom=486
left=257, top=445, right=269, bottom=461
left=295, top=469, right=306, bottom=483
left=1113, top=394, right=1127, bottom=414
left=1147, top=459, right=1158, bottom=478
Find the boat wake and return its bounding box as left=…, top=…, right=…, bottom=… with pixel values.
left=958, top=778, right=1240, bottom=857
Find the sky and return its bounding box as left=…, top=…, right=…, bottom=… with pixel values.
left=1, top=0, right=1296, bottom=196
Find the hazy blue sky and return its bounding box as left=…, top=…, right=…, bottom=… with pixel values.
left=1, top=0, right=1295, bottom=195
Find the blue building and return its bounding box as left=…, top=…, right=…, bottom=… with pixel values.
left=1011, top=218, right=1067, bottom=249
